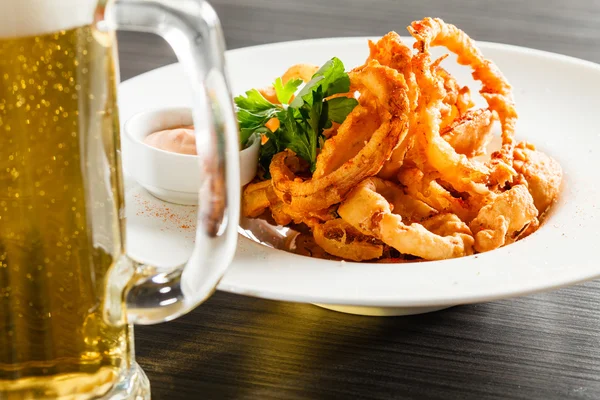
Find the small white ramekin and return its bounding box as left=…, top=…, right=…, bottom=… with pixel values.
left=123, top=107, right=259, bottom=205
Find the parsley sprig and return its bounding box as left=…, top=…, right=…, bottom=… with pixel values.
left=235, top=57, right=358, bottom=175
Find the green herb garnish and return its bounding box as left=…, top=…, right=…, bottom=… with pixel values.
left=235, top=57, right=358, bottom=175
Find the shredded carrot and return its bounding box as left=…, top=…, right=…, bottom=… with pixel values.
left=266, top=117, right=280, bottom=132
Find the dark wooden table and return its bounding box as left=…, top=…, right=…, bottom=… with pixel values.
left=118, top=1, right=600, bottom=398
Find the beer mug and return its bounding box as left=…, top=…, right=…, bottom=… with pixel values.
left=0, top=0, right=240, bottom=398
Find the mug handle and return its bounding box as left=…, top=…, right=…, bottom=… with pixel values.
left=105, top=0, right=240, bottom=324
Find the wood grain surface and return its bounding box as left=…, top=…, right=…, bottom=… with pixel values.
left=117, top=1, right=600, bottom=398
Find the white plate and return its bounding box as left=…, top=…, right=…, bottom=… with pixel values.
left=120, top=37, right=600, bottom=316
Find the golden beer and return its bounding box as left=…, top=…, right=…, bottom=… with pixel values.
left=0, top=17, right=130, bottom=400
left=0, top=0, right=240, bottom=397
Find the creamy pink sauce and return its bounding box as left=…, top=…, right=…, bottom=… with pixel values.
left=143, top=125, right=196, bottom=155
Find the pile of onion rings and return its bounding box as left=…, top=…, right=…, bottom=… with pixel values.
left=242, top=17, right=562, bottom=262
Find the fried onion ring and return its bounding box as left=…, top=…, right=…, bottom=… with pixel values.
left=271, top=61, right=410, bottom=212
left=263, top=183, right=336, bottom=228
left=397, top=167, right=476, bottom=222
left=437, top=66, right=474, bottom=118
left=242, top=180, right=272, bottom=218
left=436, top=64, right=474, bottom=129
left=469, top=184, right=538, bottom=252
left=440, top=108, right=495, bottom=157
left=313, top=98, right=381, bottom=179
left=513, top=142, right=562, bottom=216
left=338, top=178, right=474, bottom=260
left=367, top=31, right=418, bottom=111
left=409, top=17, right=518, bottom=186
left=242, top=180, right=336, bottom=228
left=313, top=219, right=384, bottom=261
left=409, top=47, right=492, bottom=196
left=368, top=32, right=419, bottom=180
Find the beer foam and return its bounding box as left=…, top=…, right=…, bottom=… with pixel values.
left=0, top=0, right=97, bottom=39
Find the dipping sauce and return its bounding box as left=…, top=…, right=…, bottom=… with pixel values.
left=143, top=125, right=196, bottom=155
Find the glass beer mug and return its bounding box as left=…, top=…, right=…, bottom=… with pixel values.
left=0, top=0, right=240, bottom=398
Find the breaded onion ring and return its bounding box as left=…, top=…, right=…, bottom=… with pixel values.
left=242, top=180, right=336, bottom=228
left=410, top=47, right=492, bottom=196
left=440, top=108, right=495, bottom=157
left=469, top=184, right=538, bottom=252
left=368, top=32, right=419, bottom=180
left=338, top=177, right=474, bottom=260
left=436, top=64, right=474, bottom=128
left=264, top=187, right=336, bottom=229
left=397, top=167, right=476, bottom=222
left=242, top=180, right=272, bottom=218
left=367, top=31, right=418, bottom=112
left=513, top=142, right=562, bottom=217
left=313, top=219, right=384, bottom=261
left=371, top=34, right=473, bottom=179
left=409, top=17, right=518, bottom=186
left=313, top=97, right=381, bottom=179
left=271, top=61, right=410, bottom=212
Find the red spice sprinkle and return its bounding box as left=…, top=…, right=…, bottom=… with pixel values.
left=133, top=193, right=196, bottom=233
